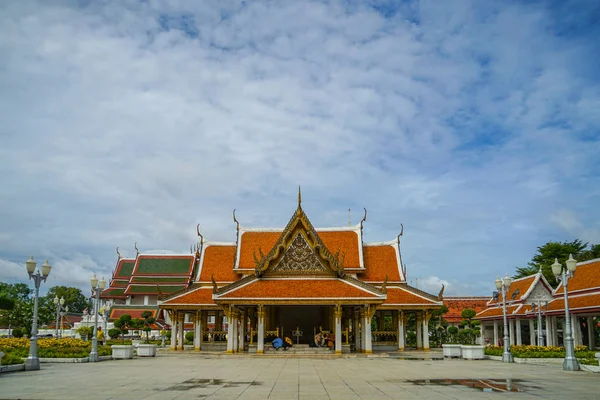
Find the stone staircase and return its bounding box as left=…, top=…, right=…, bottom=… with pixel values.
left=263, top=344, right=334, bottom=355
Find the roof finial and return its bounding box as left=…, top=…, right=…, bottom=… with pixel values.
left=360, top=208, right=367, bottom=228
left=298, top=185, right=302, bottom=208
left=134, top=242, right=139, bottom=257
left=232, top=209, right=240, bottom=232
left=348, top=209, right=351, bottom=227
left=196, top=224, right=204, bottom=244
left=116, top=247, right=121, bottom=261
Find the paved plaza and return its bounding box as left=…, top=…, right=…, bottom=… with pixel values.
left=0, top=355, right=598, bottom=400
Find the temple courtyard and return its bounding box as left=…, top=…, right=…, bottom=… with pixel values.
left=0, top=355, right=598, bottom=399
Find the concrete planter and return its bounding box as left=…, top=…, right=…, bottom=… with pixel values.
left=442, top=344, right=462, bottom=358
left=111, top=345, right=134, bottom=359
left=461, top=345, right=485, bottom=360
left=137, top=344, right=157, bottom=357
left=131, top=340, right=142, bottom=347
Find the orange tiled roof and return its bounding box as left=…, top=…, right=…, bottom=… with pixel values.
left=238, top=231, right=280, bottom=269
left=319, top=231, right=360, bottom=268
left=161, top=287, right=217, bottom=306
left=476, top=304, right=522, bottom=319
left=237, top=230, right=361, bottom=270
left=362, top=245, right=401, bottom=282
left=443, top=297, right=489, bottom=323
left=217, top=278, right=383, bottom=299
left=382, top=286, right=440, bottom=306
left=199, top=245, right=239, bottom=282
left=492, top=275, right=536, bottom=304
left=556, top=259, right=600, bottom=294
left=546, top=293, right=600, bottom=313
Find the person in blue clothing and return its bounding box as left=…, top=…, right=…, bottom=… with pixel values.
left=272, top=337, right=283, bottom=350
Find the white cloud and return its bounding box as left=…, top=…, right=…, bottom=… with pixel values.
left=0, top=0, right=598, bottom=296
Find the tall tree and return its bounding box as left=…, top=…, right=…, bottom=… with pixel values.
left=45, top=286, right=90, bottom=314
left=0, top=282, right=54, bottom=332
left=514, top=239, right=590, bottom=287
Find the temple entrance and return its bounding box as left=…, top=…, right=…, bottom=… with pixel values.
left=271, top=305, right=332, bottom=344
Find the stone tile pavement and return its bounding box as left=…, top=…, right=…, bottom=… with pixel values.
left=0, top=355, right=598, bottom=400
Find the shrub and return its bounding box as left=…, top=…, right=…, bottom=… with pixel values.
left=185, top=331, right=194, bottom=343
left=108, top=328, right=121, bottom=340
left=0, top=352, right=24, bottom=365
left=485, top=345, right=600, bottom=360
left=12, top=328, right=24, bottom=338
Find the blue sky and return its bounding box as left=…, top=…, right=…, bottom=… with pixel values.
left=0, top=0, right=599, bottom=297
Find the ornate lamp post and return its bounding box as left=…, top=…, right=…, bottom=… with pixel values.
left=552, top=254, right=580, bottom=371
left=530, top=300, right=548, bottom=346
left=99, top=300, right=112, bottom=343
left=89, top=274, right=106, bottom=362
left=25, top=256, right=52, bottom=371
left=60, top=306, right=69, bottom=338
left=495, top=274, right=513, bottom=363
left=53, top=296, right=65, bottom=338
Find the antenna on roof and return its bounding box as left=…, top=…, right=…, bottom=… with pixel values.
left=134, top=242, right=139, bottom=257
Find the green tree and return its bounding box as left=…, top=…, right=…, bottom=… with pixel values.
left=113, top=314, right=133, bottom=344
left=141, top=311, right=156, bottom=343
left=44, top=286, right=90, bottom=314
left=515, top=239, right=590, bottom=287
left=0, top=292, right=15, bottom=310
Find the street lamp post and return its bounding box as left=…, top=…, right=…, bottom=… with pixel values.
left=25, top=256, right=52, bottom=371
left=53, top=296, right=65, bottom=338
left=495, top=274, right=513, bottom=363
left=530, top=300, right=548, bottom=346
left=552, top=254, right=580, bottom=371
left=89, top=274, right=106, bottom=362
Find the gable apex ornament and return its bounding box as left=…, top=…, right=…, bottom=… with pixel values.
left=437, top=284, right=445, bottom=300
left=211, top=274, right=218, bottom=294
left=298, top=185, right=302, bottom=208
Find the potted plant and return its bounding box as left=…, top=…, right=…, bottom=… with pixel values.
left=111, top=314, right=134, bottom=359
left=442, top=326, right=462, bottom=358
left=136, top=311, right=157, bottom=357
left=458, top=309, right=484, bottom=360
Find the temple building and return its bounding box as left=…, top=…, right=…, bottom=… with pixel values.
left=101, top=192, right=443, bottom=353
left=476, top=258, right=600, bottom=350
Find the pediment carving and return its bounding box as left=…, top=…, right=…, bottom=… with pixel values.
left=271, top=233, right=329, bottom=274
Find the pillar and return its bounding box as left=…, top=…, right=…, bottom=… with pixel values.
left=170, top=311, right=178, bottom=350
left=178, top=313, right=185, bottom=350
left=552, top=316, right=559, bottom=346
left=363, top=306, right=373, bottom=354
left=200, top=311, right=206, bottom=348
left=334, top=305, right=342, bottom=355
left=493, top=320, right=499, bottom=346
left=416, top=312, right=423, bottom=350
left=239, top=309, right=246, bottom=352
left=572, top=314, right=582, bottom=346
left=508, top=319, right=514, bottom=345
left=257, top=305, right=265, bottom=354
left=545, top=315, right=552, bottom=346
left=529, top=319, right=535, bottom=345
left=226, top=309, right=235, bottom=354
left=215, top=310, right=222, bottom=332
left=397, top=311, right=405, bottom=351
left=516, top=318, right=522, bottom=345
left=586, top=316, right=594, bottom=350
left=422, top=311, right=430, bottom=351
left=194, top=311, right=201, bottom=351
left=354, top=309, right=361, bottom=352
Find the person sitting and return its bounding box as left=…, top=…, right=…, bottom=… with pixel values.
left=314, top=332, right=322, bottom=347
left=272, top=337, right=283, bottom=350
left=283, top=336, right=293, bottom=351
left=326, top=333, right=334, bottom=348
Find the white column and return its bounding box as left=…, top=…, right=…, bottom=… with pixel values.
left=195, top=311, right=202, bottom=350
left=552, top=317, right=559, bottom=346
left=529, top=319, right=535, bottom=345
left=239, top=310, right=246, bottom=352
left=422, top=311, right=430, bottom=351
left=354, top=309, right=361, bottom=352
left=170, top=311, right=177, bottom=350
left=572, top=314, right=582, bottom=346
left=516, top=318, right=522, bottom=345
left=364, top=309, right=373, bottom=354
left=257, top=306, right=265, bottom=354
left=545, top=315, right=552, bottom=346
left=416, top=313, right=423, bottom=350
left=493, top=320, right=499, bottom=346
left=335, top=306, right=342, bottom=355
left=398, top=311, right=405, bottom=351
left=508, top=319, right=514, bottom=345
left=226, top=310, right=235, bottom=354
left=587, top=316, right=594, bottom=350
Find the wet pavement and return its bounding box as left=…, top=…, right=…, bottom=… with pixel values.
left=0, top=355, right=598, bottom=399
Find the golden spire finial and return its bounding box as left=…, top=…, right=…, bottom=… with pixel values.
left=298, top=185, right=302, bottom=208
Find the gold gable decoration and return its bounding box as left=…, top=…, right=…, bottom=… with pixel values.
left=255, top=195, right=345, bottom=278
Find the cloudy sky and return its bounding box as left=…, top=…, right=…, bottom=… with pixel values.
left=1, top=0, right=599, bottom=297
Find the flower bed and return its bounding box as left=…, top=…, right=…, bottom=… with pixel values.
left=484, top=345, right=598, bottom=365
left=0, top=337, right=111, bottom=362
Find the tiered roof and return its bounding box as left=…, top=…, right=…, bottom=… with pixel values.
left=543, top=258, right=600, bottom=315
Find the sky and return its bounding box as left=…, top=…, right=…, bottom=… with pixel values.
left=0, top=0, right=599, bottom=298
